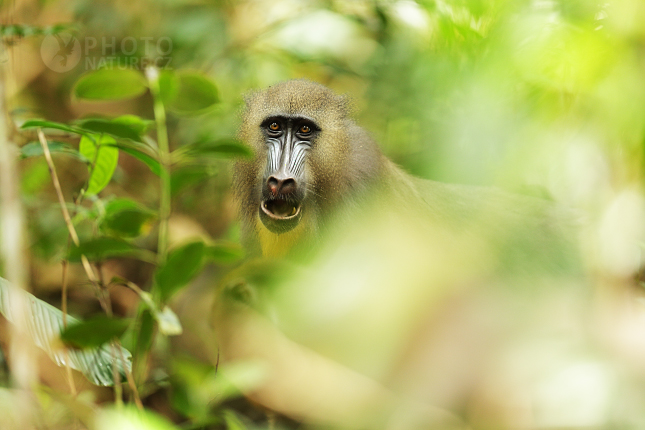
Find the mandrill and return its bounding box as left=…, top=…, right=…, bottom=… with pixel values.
left=216, top=80, right=580, bottom=429
left=233, top=79, right=574, bottom=265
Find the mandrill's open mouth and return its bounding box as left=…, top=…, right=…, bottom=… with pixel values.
left=261, top=199, right=301, bottom=219
left=259, top=198, right=303, bottom=234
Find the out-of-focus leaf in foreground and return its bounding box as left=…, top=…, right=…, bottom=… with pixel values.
left=73, top=68, right=147, bottom=101
left=0, top=278, right=132, bottom=386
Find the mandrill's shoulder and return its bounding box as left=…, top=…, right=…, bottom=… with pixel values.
left=370, top=164, right=581, bottom=274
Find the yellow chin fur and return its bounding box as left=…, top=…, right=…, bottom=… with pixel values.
left=256, top=214, right=308, bottom=258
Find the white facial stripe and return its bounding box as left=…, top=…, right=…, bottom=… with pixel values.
left=265, top=139, right=310, bottom=179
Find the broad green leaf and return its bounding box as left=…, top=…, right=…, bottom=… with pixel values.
left=68, top=237, right=140, bottom=262
left=0, top=277, right=132, bottom=386
left=155, top=241, right=206, bottom=302
left=206, top=242, right=245, bottom=265
left=167, top=72, right=219, bottom=115
left=101, top=199, right=156, bottom=238
left=73, top=68, right=147, bottom=101
left=113, top=114, right=154, bottom=135
left=60, top=316, right=131, bottom=349
left=185, top=138, right=252, bottom=159
left=158, top=70, right=179, bottom=105
left=20, top=141, right=87, bottom=161
left=79, top=134, right=119, bottom=195
left=77, top=118, right=144, bottom=142
left=21, top=119, right=88, bottom=136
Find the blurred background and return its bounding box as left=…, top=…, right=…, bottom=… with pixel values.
left=2, top=0, right=645, bottom=429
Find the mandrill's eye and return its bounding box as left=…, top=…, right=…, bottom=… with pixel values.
left=299, top=125, right=311, bottom=134
left=269, top=122, right=280, bottom=132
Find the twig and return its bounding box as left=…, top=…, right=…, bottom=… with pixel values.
left=36, top=128, right=98, bottom=284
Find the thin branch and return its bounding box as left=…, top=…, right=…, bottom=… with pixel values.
left=36, top=128, right=98, bottom=284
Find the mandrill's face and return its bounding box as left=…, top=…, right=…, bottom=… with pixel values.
left=257, top=114, right=319, bottom=234
left=236, top=80, right=350, bottom=237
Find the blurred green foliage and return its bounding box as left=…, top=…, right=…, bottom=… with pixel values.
left=2, top=0, right=645, bottom=428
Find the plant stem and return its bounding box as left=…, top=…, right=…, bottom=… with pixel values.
left=146, top=66, right=171, bottom=266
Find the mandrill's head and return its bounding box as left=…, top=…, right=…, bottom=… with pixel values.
left=234, top=80, right=383, bottom=256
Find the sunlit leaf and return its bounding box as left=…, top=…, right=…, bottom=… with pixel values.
left=73, top=68, right=147, bottom=101
left=0, top=277, right=132, bottom=386
left=167, top=72, right=219, bottom=115
left=60, top=316, right=131, bottom=349
left=155, top=241, right=206, bottom=302
left=158, top=70, right=179, bottom=105
left=79, top=134, right=119, bottom=195
left=113, top=114, right=154, bottom=135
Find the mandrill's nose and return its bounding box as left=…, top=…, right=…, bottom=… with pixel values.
left=267, top=176, right=297, bottom=197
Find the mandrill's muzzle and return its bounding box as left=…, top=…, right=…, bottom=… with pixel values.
left=259, top=175, right=304, bottom=234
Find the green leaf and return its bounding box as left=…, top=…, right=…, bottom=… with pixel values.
left=155, top=241, right=206, bottom=302
left=77, top=118, right=144, bottom=142
left=206, top=242, right=245, bottom=265
left=20, top=141, right=87, bottom=162
left=101, top=199, right=156, bottom=238
left=0, top=277, right=132, bottom=386
left=79, top=134, right=119, bottom=195
left=113, top=115, right=154, bottom=135
left=68, top=237, right=140, bottom=262
left=167, top=72, right=219, bottom=115
left=73, top=69, right=147, bottom=101
left=108, top=141, right=161, bottom=176
left=21, top=119, right=88, bottom=136
left=185, top=138, right=252, bottom=159
left=60, top=316, right=131, bottom=349
left=158, top=70, right=179, bottom=105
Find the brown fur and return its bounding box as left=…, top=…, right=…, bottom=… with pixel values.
left=234, top=80, right=576, bottom=269
left=234, top=80, right=385, bottom=256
